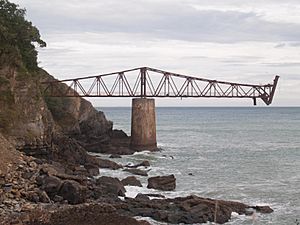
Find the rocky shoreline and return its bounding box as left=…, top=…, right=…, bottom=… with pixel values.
left=0, top=136, right=273, bottom=225
left=0, top=66, right=273, bottom=225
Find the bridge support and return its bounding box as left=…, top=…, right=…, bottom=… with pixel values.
left=130, top=98, right=157, bottom=151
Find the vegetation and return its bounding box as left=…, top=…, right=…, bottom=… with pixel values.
left=0, top=0, right=46, bottom=71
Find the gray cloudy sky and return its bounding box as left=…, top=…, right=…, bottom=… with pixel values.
left=14, top=0, right=300, bottom=106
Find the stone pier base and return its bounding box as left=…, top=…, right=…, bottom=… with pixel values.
left=130, top=98, right=157, bottom=151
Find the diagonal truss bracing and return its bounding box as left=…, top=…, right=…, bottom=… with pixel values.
left=42, top=67, right=279, bottom=105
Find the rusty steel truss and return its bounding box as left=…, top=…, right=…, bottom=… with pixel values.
left=42, top=67, right=279, bottom=105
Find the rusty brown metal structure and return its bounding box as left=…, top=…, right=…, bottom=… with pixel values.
left=42, top=67, right=279, bottom=105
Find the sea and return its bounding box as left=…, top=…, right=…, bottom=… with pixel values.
left=95, top=107, right=300, bottom=225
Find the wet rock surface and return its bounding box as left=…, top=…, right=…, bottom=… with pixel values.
left=119, top=195, right=272, bottom=224
left=125, top=160, right=150, bottom=168
left=121, top=176, right=142, bottom=187
left=147, top=174, right=176, bottom=191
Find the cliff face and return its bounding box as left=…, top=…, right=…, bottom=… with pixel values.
left=0, top=66, right=54, bottom=145
left=0, top=64, right=112, bottom=154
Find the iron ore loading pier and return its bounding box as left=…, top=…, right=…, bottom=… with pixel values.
left=43, top=67, right=279, bottom=151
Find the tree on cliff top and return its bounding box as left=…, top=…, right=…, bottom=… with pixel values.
left=0, top=0, right=46, bottom=71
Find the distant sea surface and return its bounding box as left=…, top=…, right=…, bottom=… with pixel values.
left=96, top=107, right=300, bottom=225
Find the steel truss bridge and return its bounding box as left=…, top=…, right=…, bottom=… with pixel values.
left=42, top=67, right=279, bottom=105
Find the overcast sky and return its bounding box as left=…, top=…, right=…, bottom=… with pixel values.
left=14, top=0, right=300, bottom=106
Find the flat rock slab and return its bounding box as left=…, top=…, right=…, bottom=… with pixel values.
left=147, top=175, right=176, bottom=191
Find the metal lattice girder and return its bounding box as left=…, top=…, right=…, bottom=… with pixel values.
left=42, top=67, right=279, bottom=105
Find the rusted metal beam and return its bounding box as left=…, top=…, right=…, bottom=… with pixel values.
left=41, top=67, right=279, bottom=105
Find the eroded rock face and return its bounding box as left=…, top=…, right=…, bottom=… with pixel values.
left=147, top=175, right=176, bottom=191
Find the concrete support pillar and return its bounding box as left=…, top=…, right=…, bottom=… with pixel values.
left=130, top=98, right=157, bottom=151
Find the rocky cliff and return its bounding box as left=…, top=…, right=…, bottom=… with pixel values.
left=0, top=64, right=118, bottom=182
left=0, top=65, right=112, bottom=147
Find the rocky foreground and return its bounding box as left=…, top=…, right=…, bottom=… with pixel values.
left=0, top=140, right=273, bottom=225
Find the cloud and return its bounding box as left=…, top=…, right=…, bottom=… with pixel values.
left=15, top=0, right=300, bottom=43
left=11, top=0, right=300, bottom=106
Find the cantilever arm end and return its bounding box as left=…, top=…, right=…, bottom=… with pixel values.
left=268, top=75, right=280, bottom=105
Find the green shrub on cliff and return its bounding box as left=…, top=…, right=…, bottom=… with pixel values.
left=0, top=0, right=46, bottom=71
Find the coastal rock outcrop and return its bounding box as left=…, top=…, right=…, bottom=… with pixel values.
left=121, top=195, right=273, bottom=224
left=147, top=175, right=176, bottom=191
left=121, top=176, right=142, bottom=187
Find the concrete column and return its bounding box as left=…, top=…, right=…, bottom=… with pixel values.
left=130, top=98, right=157, bottom=151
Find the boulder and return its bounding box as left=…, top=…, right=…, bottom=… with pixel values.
left=84, top=163, right=99, bottom=176
left=146, top=193, right=165, bottom=198
left=109, top=154, right=122, bottom=159
left=147, top=175, right=176, bottom=191
left=96, top=176, right=126, bottom=197
left=252, top=205, right=274, bottom=213
left=135, top=193, right=150, bottom=201
left=121, top=176, right=142, bottom=187
left=59, top=180, right=87, bottom=204
left=97, top=158, right=122, bottom=170
left=124, top=168, right=148, bottom=176
left=40, top=175, right=63, bottom=198
left=126, top=160, right=150, bottom=168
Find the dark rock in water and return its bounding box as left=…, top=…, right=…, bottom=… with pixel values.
left=252, top=205, right=274, bottom=213
left=124, top=168, right=148, bottom=177
left=121, top=176, right=142, bottom=187
left=147, top=175, right=176, bottom=191
left=188, top=172, right=193, bottom=176
left=40, top=175, right=63, bottom=198
left=125, top=160, right=150, bottom=168
left=96, top=176, right=126, bottom=197
left=97, top=158, right=122, bottom=170
left=109, top=154, right=122, bottom=159
left=59, top=180, right=87, bottom=204
left=121, top=195, right=274, bottom=224
left=135, top=193, right=150, bottom=201
left=111, top=129, right=128, bottom=139
left=145, top=193, right=165, bottom=198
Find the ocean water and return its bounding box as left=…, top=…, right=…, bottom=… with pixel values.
left=96, top=107, right=300, bottom=225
